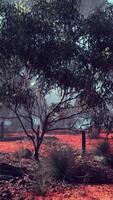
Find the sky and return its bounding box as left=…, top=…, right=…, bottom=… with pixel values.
left=108, top=0, right=113, bottom=3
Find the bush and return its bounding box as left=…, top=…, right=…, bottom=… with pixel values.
left=15, top=148, right=32, bottom=159
left=49, top=144, right=78, bottom=182
left=84, top=164, right=111, bottom=184
left=65, top=158, right=111, bottom=184
left=48, top=145, right=113, bottom=184
left=68, top=159, right=113, bottom=184
left=94, top=140, right=111, bottom=156
left=94, top=141, right=113, bottom=168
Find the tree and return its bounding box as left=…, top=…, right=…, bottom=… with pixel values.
left=1, top=0, right=113, bottom=156
left=0, top=0, right=88, bottom=157
left=80, top=4, right=113, bottom=137
left=0, top=58, right=88, bottom=160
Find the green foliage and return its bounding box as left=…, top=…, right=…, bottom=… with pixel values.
left=0, top=1, right=113, bottom=100
left=0, top=0, right=84, bottom=88
left=82, top=4, right=113, bottom=109
left=0, top=1, right=113, bottom=109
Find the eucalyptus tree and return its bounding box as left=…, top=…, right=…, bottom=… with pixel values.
left=0, top=0, right=113, bottom=156
left=0, top=56, right=87, bottom=160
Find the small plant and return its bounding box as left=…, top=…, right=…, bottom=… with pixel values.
left=49, top=144, right=78, bottom=182
left=94, top=140, right=111, bottom=156
left=14, top=148, right=33, bottom=159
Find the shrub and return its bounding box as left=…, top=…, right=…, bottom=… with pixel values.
left=15, top=148, right=32, bottom=159
left=69, top=159, right=113, bottom=184
left=49, top=144, right=78, bottom=182
left=94, top=141, right=113, bottom=168
left=85, top=164, right=111, bottom=184
left=94, top=140, right=111, bottom=156
left=48, top=145, right=113, bottom=184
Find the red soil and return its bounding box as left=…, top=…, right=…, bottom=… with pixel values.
left=29, top=185, right=113, bottom=200
left=1, top=132, right=113, bottom=153
left=1, top=132, right=113, bottom=200
left=55, top=133, right=113, bottom=151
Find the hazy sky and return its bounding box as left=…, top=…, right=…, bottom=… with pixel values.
left=108, top=0, right=113, bottom=3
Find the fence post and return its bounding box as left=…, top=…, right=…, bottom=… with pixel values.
left=0, top=121, right=4, bottom=139
left=82, top=130, right=86, bottom=155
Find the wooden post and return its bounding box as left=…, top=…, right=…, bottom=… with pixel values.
left=0, top=121, right=4, bottom=139
left=82, top=130, right=86, bottom=155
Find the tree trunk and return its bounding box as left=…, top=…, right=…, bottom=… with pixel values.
left=82, top=130, right=86, bottom=155
left=34, top=147, right=39, bottom=161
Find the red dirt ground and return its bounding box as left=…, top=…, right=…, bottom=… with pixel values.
left=1, top=132, right=113, bottom=153
left=28, top=185, right=113, bottom=200
left=1, top=132, right=113, bottom=200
